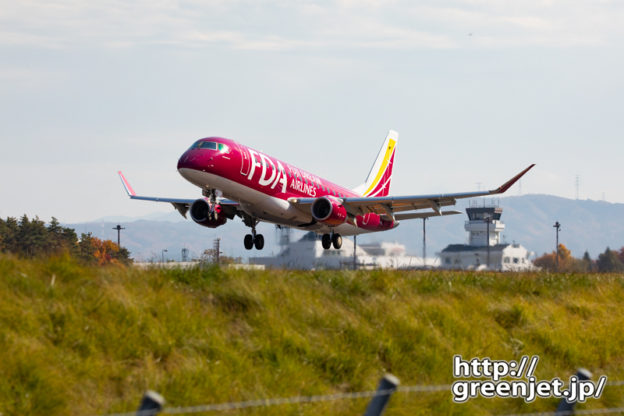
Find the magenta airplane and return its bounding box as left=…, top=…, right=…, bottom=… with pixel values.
left=119, top=130, right=534, bottom=250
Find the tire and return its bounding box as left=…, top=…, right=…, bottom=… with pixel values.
left=321, top=234, right=332, bottom=250
left=244, top=234, right=254, bottom=250
left=254, top=234, right=265, bottom=250
left=332, top=233, right=342, bottom=249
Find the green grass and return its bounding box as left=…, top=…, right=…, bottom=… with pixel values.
left=0, top=255, right=623, bottom=415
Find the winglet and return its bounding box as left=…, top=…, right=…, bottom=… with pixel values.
left=118, top=171, right=136, bottom=197
left=489, top=164, right=535, bottom=195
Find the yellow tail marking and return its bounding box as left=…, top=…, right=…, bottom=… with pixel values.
left=363, top=139, right=396, bottom=196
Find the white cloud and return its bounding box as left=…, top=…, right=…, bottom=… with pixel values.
left=0, top=0, right=622, bottom=51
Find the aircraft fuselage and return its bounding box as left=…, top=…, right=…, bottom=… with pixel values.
left=176, top=137, right=396, bottom=235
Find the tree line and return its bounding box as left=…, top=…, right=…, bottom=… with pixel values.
left=534, top=244, right=624, bottom=272
left=0, top=215, right=131, bottom=265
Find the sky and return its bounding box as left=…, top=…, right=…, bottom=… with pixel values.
left=1, top=0, right=623, bottom=223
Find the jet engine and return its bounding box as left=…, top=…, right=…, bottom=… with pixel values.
left=311, top=196, right=347, bottom=226
left=190, top=199, right=227, bottom=228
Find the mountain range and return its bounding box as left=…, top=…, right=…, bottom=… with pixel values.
left=66, top=194, right=624, bottom=262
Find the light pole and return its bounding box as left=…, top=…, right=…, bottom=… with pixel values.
left=353, top=235, right=357, bottom=270
left=484, top=215, right=492, bottom=269
left=161, top=249, right=168, bottom=264
left=422, top=218, right=427, bottom=268
left=553, top=221, right=561, bottom=271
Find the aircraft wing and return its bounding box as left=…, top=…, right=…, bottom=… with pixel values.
left=118, top=171, right=239, bottom=218
left=289, top=164, right=535, bottom=220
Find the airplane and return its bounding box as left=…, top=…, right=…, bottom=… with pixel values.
left=119, top=130, right=534, bottom=250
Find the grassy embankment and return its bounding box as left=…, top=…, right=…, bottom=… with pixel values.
left=1, top=255, right=623, bottom=415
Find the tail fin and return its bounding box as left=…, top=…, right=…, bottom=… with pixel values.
left=353, top=130, right=398, bottom=197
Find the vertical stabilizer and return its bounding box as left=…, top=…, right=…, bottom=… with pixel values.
left=353, top=130, right=398, bottom=197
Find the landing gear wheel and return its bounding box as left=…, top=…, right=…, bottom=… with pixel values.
left=332, top=233, right=342, bottom=249
left=244, top=234, right=254, bottom=250
left=321, top=234, right=332, bottom=250
left=254, top=234, right=264, bottom=250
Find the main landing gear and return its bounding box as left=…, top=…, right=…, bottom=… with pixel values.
left=321, top=232, right=342, bottom=250
left=244, top=232, right=264, bottom=250
left=243, top=217, right=264, bottom=250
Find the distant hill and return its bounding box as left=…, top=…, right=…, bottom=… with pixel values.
left=357, top=194, right=624, bottom=259
left=68, top=214, right=284, bottom=262
left=67, top=194, right=624, bottom=261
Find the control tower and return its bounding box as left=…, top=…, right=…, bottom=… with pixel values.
left=465, top=206, right=504, bottom=246
left=439, top=202, right=535, bottom=271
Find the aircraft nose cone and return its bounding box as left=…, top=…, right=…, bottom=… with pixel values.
left=178, top=149, right=210, bottom=174
left=177, top=152, right=189, bottom=170
left=177, top=150, right=198, bottom=171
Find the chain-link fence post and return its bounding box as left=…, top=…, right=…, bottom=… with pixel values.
left=555, top=368, right=592, bottom=415
left=363, top=374, right=400, bottom=416
left=137, top=391, right=165, bottom=416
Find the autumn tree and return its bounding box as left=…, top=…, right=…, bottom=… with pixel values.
left=78, top=233, right=131, bottom=266
left=533, top=244, right=582, bottom=272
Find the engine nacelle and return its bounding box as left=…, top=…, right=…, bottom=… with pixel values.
left=311, top=196, right=347, bottom=226
left=189, top=199, right=227, bottom=228
left=355, top=213, right=395, bottom=231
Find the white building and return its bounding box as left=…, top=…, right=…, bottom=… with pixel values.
left=439, top=205, right=535, bottom=271
left=251, top=232, right=438, bottom=269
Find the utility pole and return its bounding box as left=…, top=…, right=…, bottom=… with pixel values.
left=112, top=224, right=125, bottom=247
left=161, top=249, right=168, bottom=264
left=553, top=221, right=561, bottom=271
left=353, top=235, right=357, bottom=270
left=213, top=238, right=221, bottom=264
left=422, top=218, right=427, bottom=268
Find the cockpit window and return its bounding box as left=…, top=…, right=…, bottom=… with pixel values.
left=200, top=141, right=218, bottom=150
left=188, top=140, right=230, bottom=152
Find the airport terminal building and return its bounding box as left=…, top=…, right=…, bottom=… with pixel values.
left=251, top=231, right=437, bottom=270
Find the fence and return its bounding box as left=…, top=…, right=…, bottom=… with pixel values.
left=100, top=371, right=624, bottom=416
